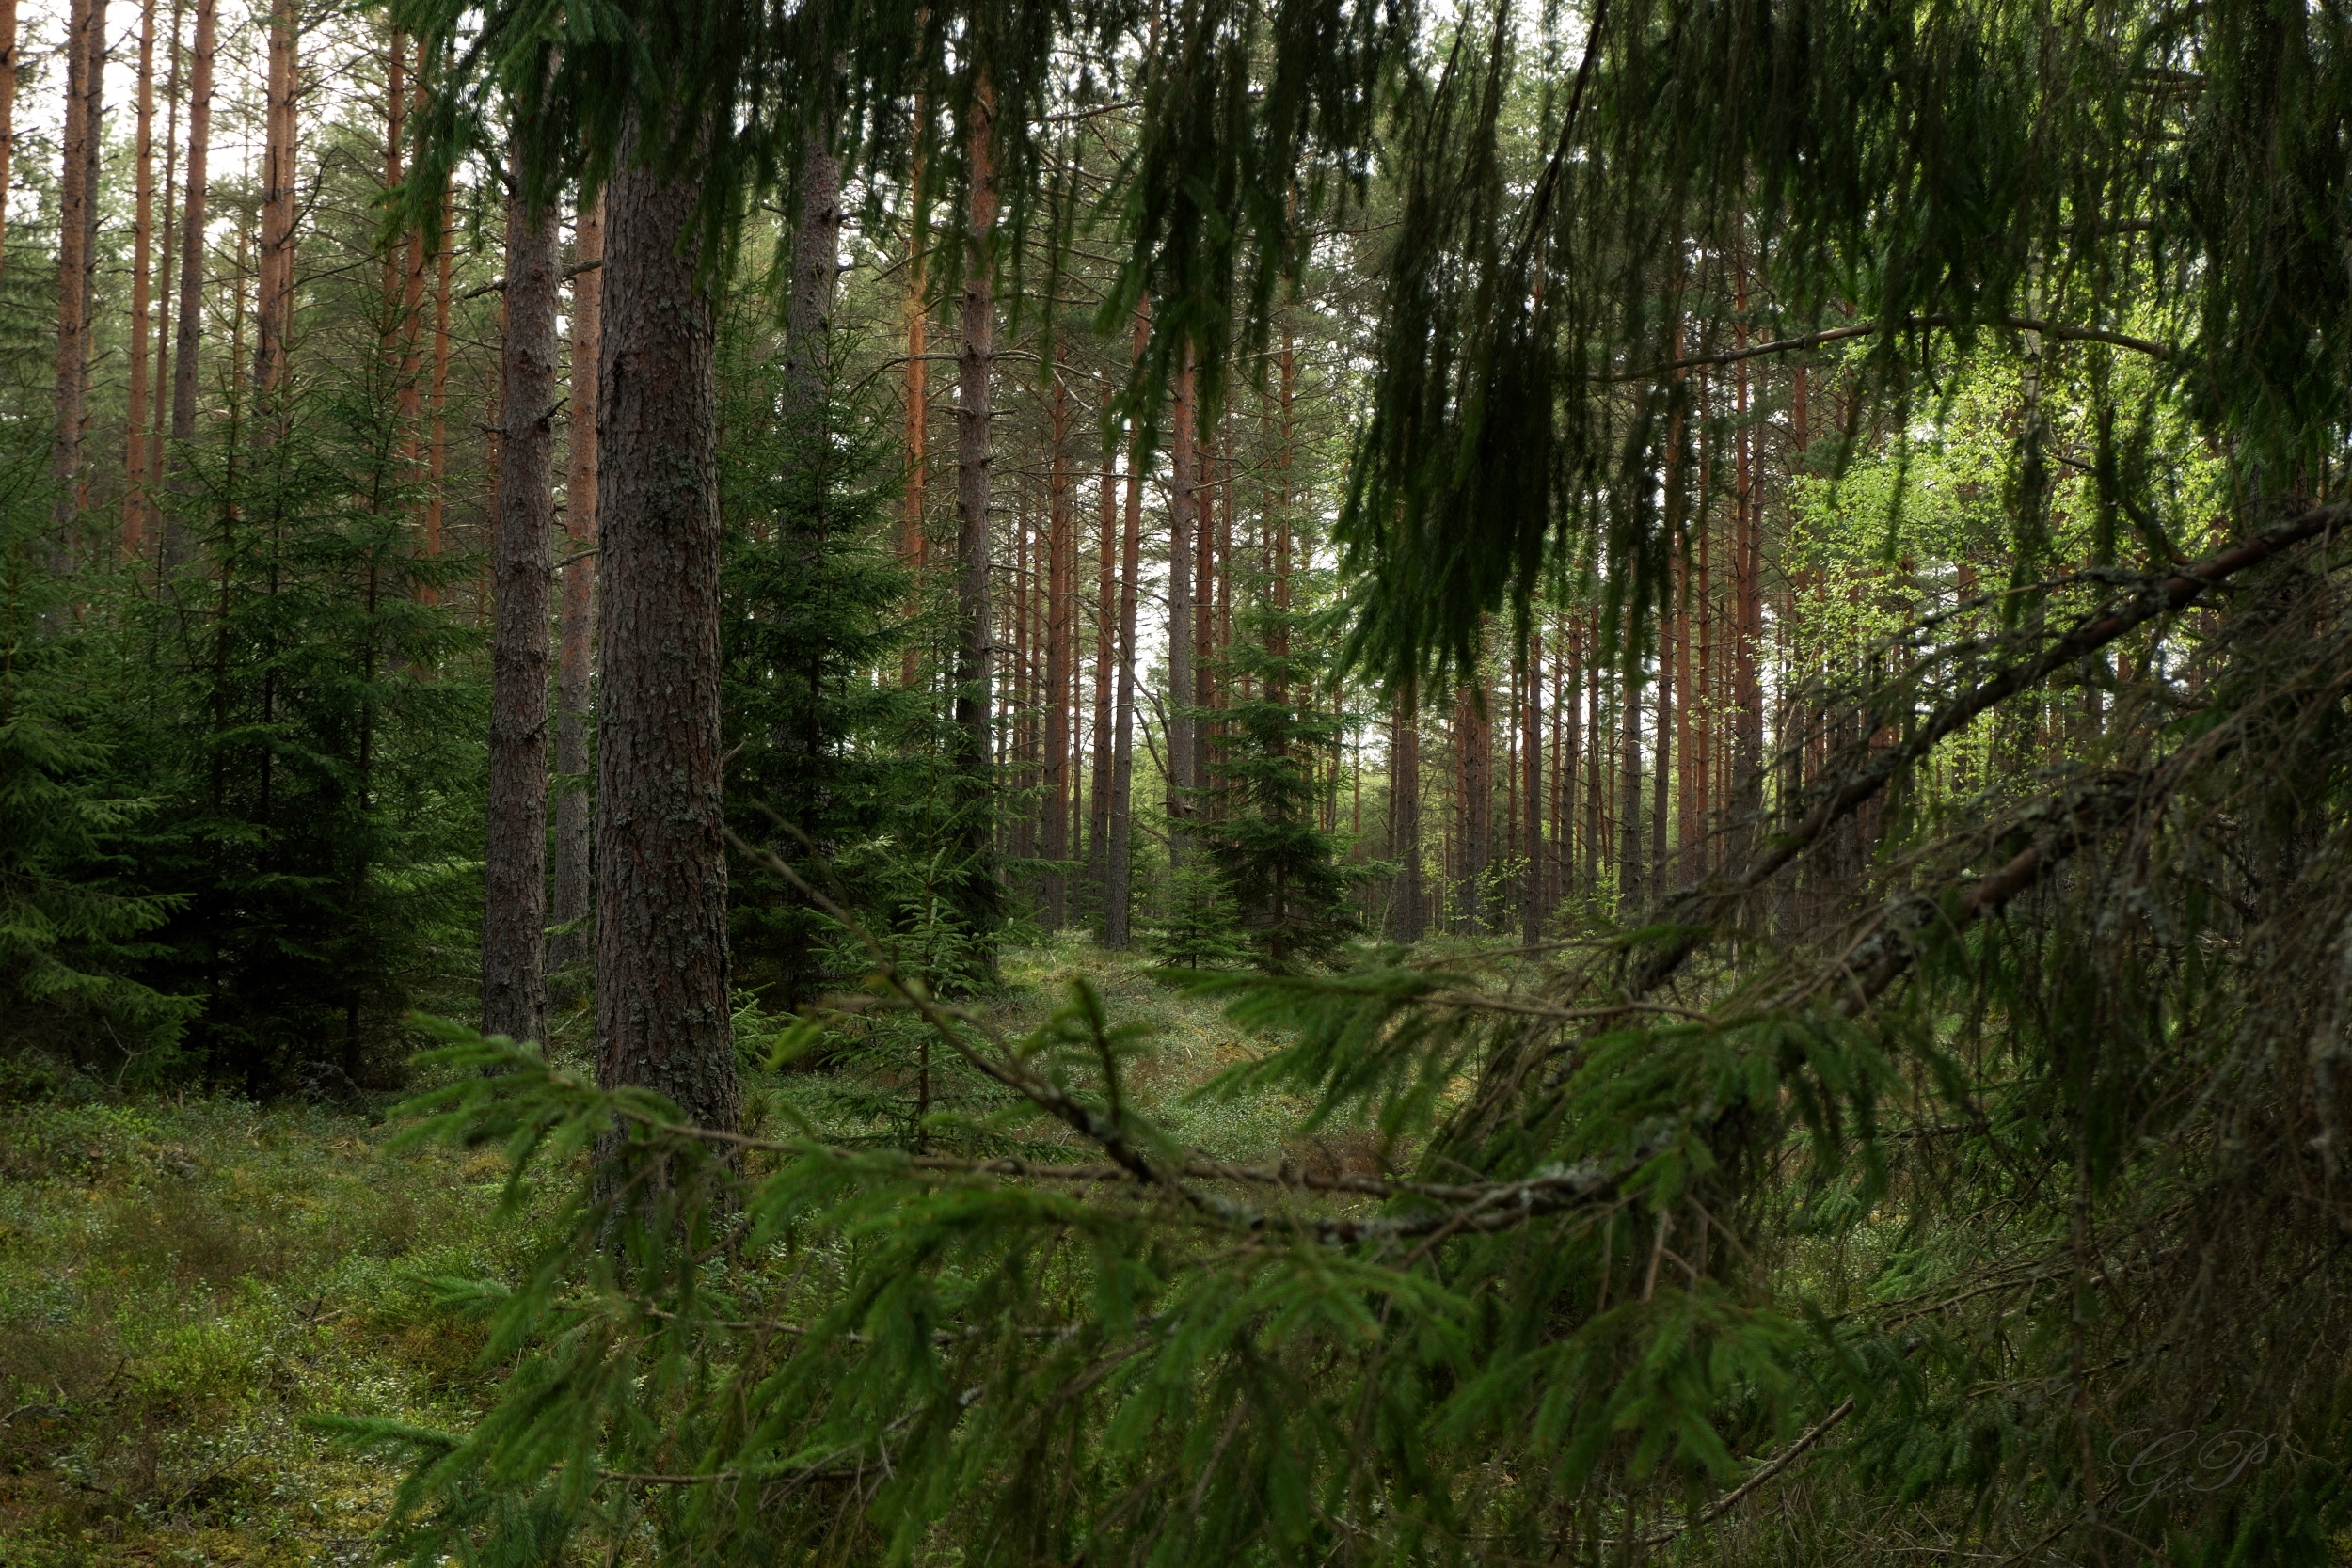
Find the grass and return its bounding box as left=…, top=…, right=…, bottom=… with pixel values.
left=0, top=940, right=1332, bottom=1565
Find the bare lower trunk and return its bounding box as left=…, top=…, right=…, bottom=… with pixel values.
left=1457, top=681, right=1489, bottom=932
left=1391, top=682, right=1422, bottom=942
left=549, top=192, right=602, bottom=998
left=1041, top=353, right=1072, bottom=927
left=1618, top=663, right=1644, bottom=909
left=952, top=72, right=999, bottom=955
left=1522, top=629, right=1543, bottom=949
left=1166, top=353, right=1197, bottom=850
left=482, top=169, right=559, bottom=1048
left=161, top=0, right=214, bottom=573
left=1104, top=309, right=1147, bottom=950
left=594, top=127, right=736, bottom=1134
left=1087, top=383, right=1116, bottom=916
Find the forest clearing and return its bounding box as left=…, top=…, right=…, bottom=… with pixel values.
left=3, top=0, right=2350, bottom=1560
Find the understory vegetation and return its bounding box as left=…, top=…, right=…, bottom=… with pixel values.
left=5, top=0, right=2352, bottom=1557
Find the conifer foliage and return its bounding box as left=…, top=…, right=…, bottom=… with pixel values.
left=11, top=0, right=2352, bottom=1562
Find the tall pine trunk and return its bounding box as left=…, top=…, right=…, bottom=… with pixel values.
left=1391, top=683, right=1422, bottom=942
left=482, top=161, right=559, bottom=1049
left=123, top=0, right=157, bottom=559
left=951, top=71, right=1000, bottom=956
left=549, top=192, right=602, bottom=997
left=1521, top=627, right=1542, bottom=948
left=146, top=0, right=182, bottom=501
left=0, top=0, right=21, bottom=283
left=50, top=0, right=107, bottom=563
left=898, top=142, right=928, bottom=687
left=1087, top=382, right=1116, bottom=915
left=253, top=0, right=296, bottom=399
left=1041, top=351, right=1072, bottom=927
left=594, top=126, right=737, bottom=1133
left=1104, top=312, right=1147, bottom=949
left=162, top=0, right=213, bottom=572
left=1165, top=352, right=1197, bottom=848
left=423, top=186, right=452, bottom=593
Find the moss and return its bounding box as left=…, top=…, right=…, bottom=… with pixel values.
left=0, top=1089, right=555, bottom=1564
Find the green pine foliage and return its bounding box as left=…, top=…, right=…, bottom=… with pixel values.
left=1201, top=592, right=1361, bottom=971
left=0, top=457, right=196, bottom=1070
left=715, top=291, right=990, bottom=1009
left=1147, top=857, right=1250, bottom=970
left=120, top=377, right=483, bottom=1095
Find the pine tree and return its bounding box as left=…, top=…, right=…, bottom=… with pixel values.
left=1200, top=593, right=1360, bottom=970
left=0, top=459, right=194, bottom=1069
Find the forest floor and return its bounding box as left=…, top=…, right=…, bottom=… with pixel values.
left=0, top=937, right=1322, bottom=1567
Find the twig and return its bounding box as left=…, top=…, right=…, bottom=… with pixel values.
left=1635, top=1398, right=1857, bottom=1546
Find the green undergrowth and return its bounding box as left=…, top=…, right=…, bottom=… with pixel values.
left=0, top=940, right=1328, bottom=1565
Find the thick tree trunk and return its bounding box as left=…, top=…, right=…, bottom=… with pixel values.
left=1166, top=353, right=1197, bottom=848
left=1521, top=628, right=1542, bottom=948
left=423, top=187, right=452, bottom=594
left=783, top=129, right=840, bottom=422
left=594, top=129, right=737, bottom=1133
left=0, top=0, right=21, bottom=282
left=146, top=0, right=182, bottom=501
left=1391, top=683, right=1422, bottom=942
left=549, top=192, right=602, bottom=996
left=1087, top=383, right=1116, bottom=915
left=951, top=71, right=999, bottom=953
left=123, top=0, right=156, bottom=560
left=396, top=38, right=425, bottom=448
left=899, top=149, right=927, bottom=687
left=49, top=0, right=107, bottom=562
left=1104, top=311, right=1147, bottom=949
left=1041, top=354, right=1072, bottom=927
left=481, top=167, right=559, bottom=1048
left=253, top=0, right=295, bottom=398
left=1618, top=658, right=1644, bottom=908
left=1457, top=681, right=1490, bottom=931
left=162, top=0, right=213, bottom=573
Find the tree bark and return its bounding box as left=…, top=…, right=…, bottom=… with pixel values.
left=1166, top=351, right=1197, bottom=849
left=898, top=139, right=927, bottom=687
left=423, top=186, right=452, bottom=594
left=123, top=0, right=157, bottom=560
left=1087, top=382, right=1116, bottom=915
left=162, top=0, right=213, bottom=573
left=1104, top=312, right=1147, bottom=948
left=783, top=128, right=840, bottom=423
left=396, top=38, right=425, bottom=454
left=481, top=164, right=559, bottom=1049
left=951, top=71, right=1000, bottom=954
left=1521, top=626, right=1543, bottom=948
left=253, top=0, right=296, bottom=399
left=594, top=127, right=737, bottom=1134
left=146, top=0, right=182, bottom=502
left=0, top=0, right=21, bottom=284
left=1618, top=657, right=1644, bottom=908
left=49, top=0, right=107, bottom=563
left=549, top=191, right=602, bottom=996
left=1391, top=682, right=1422, bottom=942
left=1041, top=351, right=1072, bottom=927
left=1456, top=679, right=1490, bottom=931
